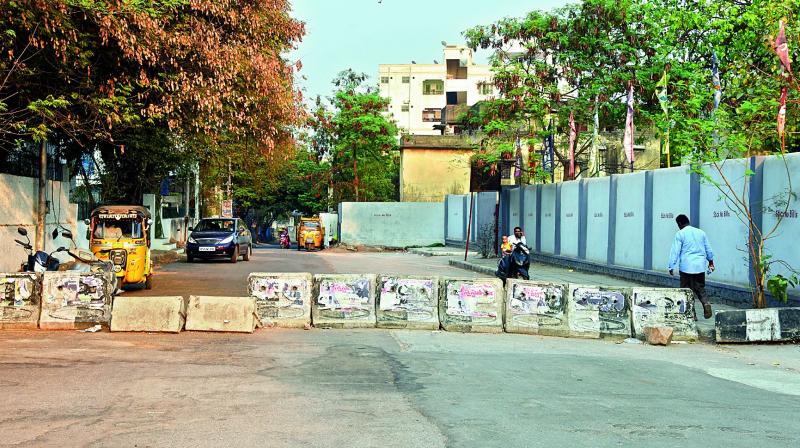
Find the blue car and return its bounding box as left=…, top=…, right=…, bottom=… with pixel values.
left=186, top=218, right=252, bottom=263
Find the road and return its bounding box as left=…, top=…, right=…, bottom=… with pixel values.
left=127, top=245, right=480, bottom=297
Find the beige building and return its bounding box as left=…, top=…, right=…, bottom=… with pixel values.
left=379, top=45, right=493, bottom=135
left=398, top=135, right=477, bottom=202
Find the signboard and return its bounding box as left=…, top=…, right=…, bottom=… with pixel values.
left=221, top=200, right=233, bottom=218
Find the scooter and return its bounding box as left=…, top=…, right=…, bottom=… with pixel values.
left=279, top=231, right=291, bottom=249
left=14, top=227, right=118, bottom=292
left=495, top=242, right=531, bottom=285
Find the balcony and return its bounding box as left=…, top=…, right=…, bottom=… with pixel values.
left=441, top=104, right=471, bottom=125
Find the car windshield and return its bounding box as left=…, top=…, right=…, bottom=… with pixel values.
left=301, top=221, right=319, bottom=229
left=194, top=219, right=235, bottom=232
left=94, top=219, right=143, bottom=239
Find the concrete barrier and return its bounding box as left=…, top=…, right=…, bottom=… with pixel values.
left=376, top=276, right=439, bottom=330
left=631, top=288, right=698, bottom=341
left=716, top=308, right=800, bottom=343
left=110, top=296, right=187, bottom=333
left=567, top=285, right=632, bottom=339
left=312, top=274, right=377, bottom=328
left=185, top=296, right=261, bottom=333
left=248, top=273, right=312, bottom=328
left=504, top=280, right=568, bottom=336
left=39, top=272, right=113, bottom=330
left=439, top=278, right=504, bottom=333
left=0, top=273, right=40, bottom=329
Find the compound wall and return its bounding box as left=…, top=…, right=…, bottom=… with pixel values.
left=339, top=202, right=444, bottom=247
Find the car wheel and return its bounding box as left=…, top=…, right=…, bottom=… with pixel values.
left=243, top=245, right=251, bottom=261
left=230, top=247, right=239, bottom=263
left=145, top=275, right=153, bottom=290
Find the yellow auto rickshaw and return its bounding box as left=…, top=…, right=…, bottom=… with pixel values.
left=86, top=205, right=153, bottom=289
left=296, top=216, right=324, bottom=251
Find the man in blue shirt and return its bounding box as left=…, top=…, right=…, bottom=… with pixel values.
left=668, top=214, right=715, bottom=319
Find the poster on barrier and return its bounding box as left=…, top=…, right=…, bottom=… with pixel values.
left=439, top=279, right=503, bottom=332
left=40, top=272, right=113, bottom=328
left=506, top=281, right=568, bottom=335
left=631, top=288, right=698, bottom=340
left=250, top=277, right=308, bottom=321
left=568, top=286, right=632, bottom=338
left=377, top=277, right=438, bottom=328
left=0, top=273, right=39, bottom=328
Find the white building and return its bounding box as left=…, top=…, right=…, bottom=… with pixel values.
left=378, top=45, right=493, bottom=136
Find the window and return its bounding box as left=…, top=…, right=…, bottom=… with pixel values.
left=401, top=76, right=410, bottom=83
left=380, top=76, right=389, bottom=84
left=478, top=82, right=493, bottom=95
left=401, top=103, right=410, bottom=112
left=422, top=79, right=444, bottom=95
left=422, top=108, right=442, bottom=122
left=446, top=59, right=468, bottom=79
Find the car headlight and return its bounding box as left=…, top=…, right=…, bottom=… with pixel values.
left=188, top=237, right=197, bottom=244
left=218, top=235, right=234, bottom=244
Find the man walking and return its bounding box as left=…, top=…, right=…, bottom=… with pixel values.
left=668, top=214, right=715, bottom=319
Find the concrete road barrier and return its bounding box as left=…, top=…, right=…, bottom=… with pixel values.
left=110, top=296, right=187, bottom=333
left=716, top=308, right=800, bottom=343
left=185, top=296, right=261, bottom=333
left=248, top=273, right=312, bottom=328
left=567, top=285, right=632, bottom=339
left=312, top=274, right=377, bottom=329
left=39, top=272, right=113, bottom=330
left=376, top=276, right=439, bottom=330
left=0, top=273, right=40, bottom=329
left=631, top=288, right=698, bottom=341
left=504, top=280, right=568, bottom=336
left=439, top=278, right=504, bottom=333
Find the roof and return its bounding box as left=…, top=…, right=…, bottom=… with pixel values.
left=400, top=134, right=477, bottom=150
left=91, top=205, right=152, bottom=218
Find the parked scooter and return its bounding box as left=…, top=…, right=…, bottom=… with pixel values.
left=14, top=227, right=118, bottom=292
left=495, top=242, right=530, bottom=285
left=279, top=229, right=291, bottom=249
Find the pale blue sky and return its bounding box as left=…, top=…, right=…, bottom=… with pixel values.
left=290, top=0, right=572, bottom=104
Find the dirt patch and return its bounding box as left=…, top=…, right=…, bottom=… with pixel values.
left=327, top=244, right=406, bottom=253
left=152, top=250, right=185, bottom=266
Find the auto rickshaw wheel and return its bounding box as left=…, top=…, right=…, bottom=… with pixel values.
left=243, top=245, right=251, bottom=261
left=145, top=275, right=153, bottom=290
left=230, top=247, right=239, bottom=263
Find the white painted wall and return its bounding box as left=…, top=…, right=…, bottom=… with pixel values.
left=340, top=202, right=444, bottom=247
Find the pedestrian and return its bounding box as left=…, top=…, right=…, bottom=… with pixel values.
left=668, top=214, right=715, bottom=319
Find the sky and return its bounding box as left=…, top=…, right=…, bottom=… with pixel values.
left=289, top=0, right=572, bottom=105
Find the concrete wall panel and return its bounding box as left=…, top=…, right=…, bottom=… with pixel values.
left=340, top=202, right=444, bottom=247
left=614, top=172, right=646, bottom=269
left=584, top=178, right=610, bottom=263
left=110, top=296, right=187, bottom=333
left=698, top=159, right=751, bottom=286
left=376, top=276, right=439, bottom=330
left=185, top=296, right=260, bottom=333
left=651, top=167, right=692, bottom=271
left=248, top=273, right=313, bottom=328
left=504, top=280, right=568, bottom=336
left=446, top=195, right=466, bottom=241
left=522, top=186, right=538, bottom=240
left=0, top=272, right=40, bottom=329
left=631, top=288, right=698, bottom=341
left=312, top=274, right=377, bottom=328
left=39, top=272, right=113, bottom=330
left=508, top=188, right=521, bottom=231
left=567, top=285, right=632, bottom=339
left=539, top=184, right=557, bottom=254
left=761, top=153, right=800, bottom=293
left=439, top=278, right=504, bottom=333
left=560, top=181, right=580, bottom=257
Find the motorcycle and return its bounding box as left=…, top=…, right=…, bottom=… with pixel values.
left=279, top=231, right=291, bottom=249
left=495, top=242, right=530, bottom=285
left=14, top=227, right=118, bottom=292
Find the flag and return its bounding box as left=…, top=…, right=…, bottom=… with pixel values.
left=656, top=71, right=670, bottom=167
left=568, top=111, right=577, bottom=179
left=712, top=51, right=721, bottom=111
left=775, top=20, right=792, bottom=74
left=778, top=87, right=788, bottom=152
left=622, top=85, right=635, bottom=165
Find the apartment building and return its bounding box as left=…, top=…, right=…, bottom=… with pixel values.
left=378, top=45, right=493, bottom=136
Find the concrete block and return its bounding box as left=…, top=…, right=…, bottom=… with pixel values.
left=110, top=296, right=187, bottom=333
left=39, top=272, right=113, bottom=330
left=504, top=280, right=568, bottom=336
left=0, top=273, right=40, bottom=329
left=185, top=296, right=260, bottom=333
left=312, top=274, right=377, bottom=328
left=376, top=276, right=439, bottom=330
left=714, top=308, right=799, bottom=343
left=248, top=273, right=312, bottom=328
left=567, top=285, right=632, bottom=339
left=439, top=278, right=504, bottom=333
left=631, top=288, right=698, bottom=341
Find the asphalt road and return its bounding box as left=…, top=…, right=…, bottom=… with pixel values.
left=126, top=245, right=480, bottom=297
left=1, top=329, right=798, bottom=447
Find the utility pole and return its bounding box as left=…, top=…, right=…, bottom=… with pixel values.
left=36, top=140, right=47, bottom=251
